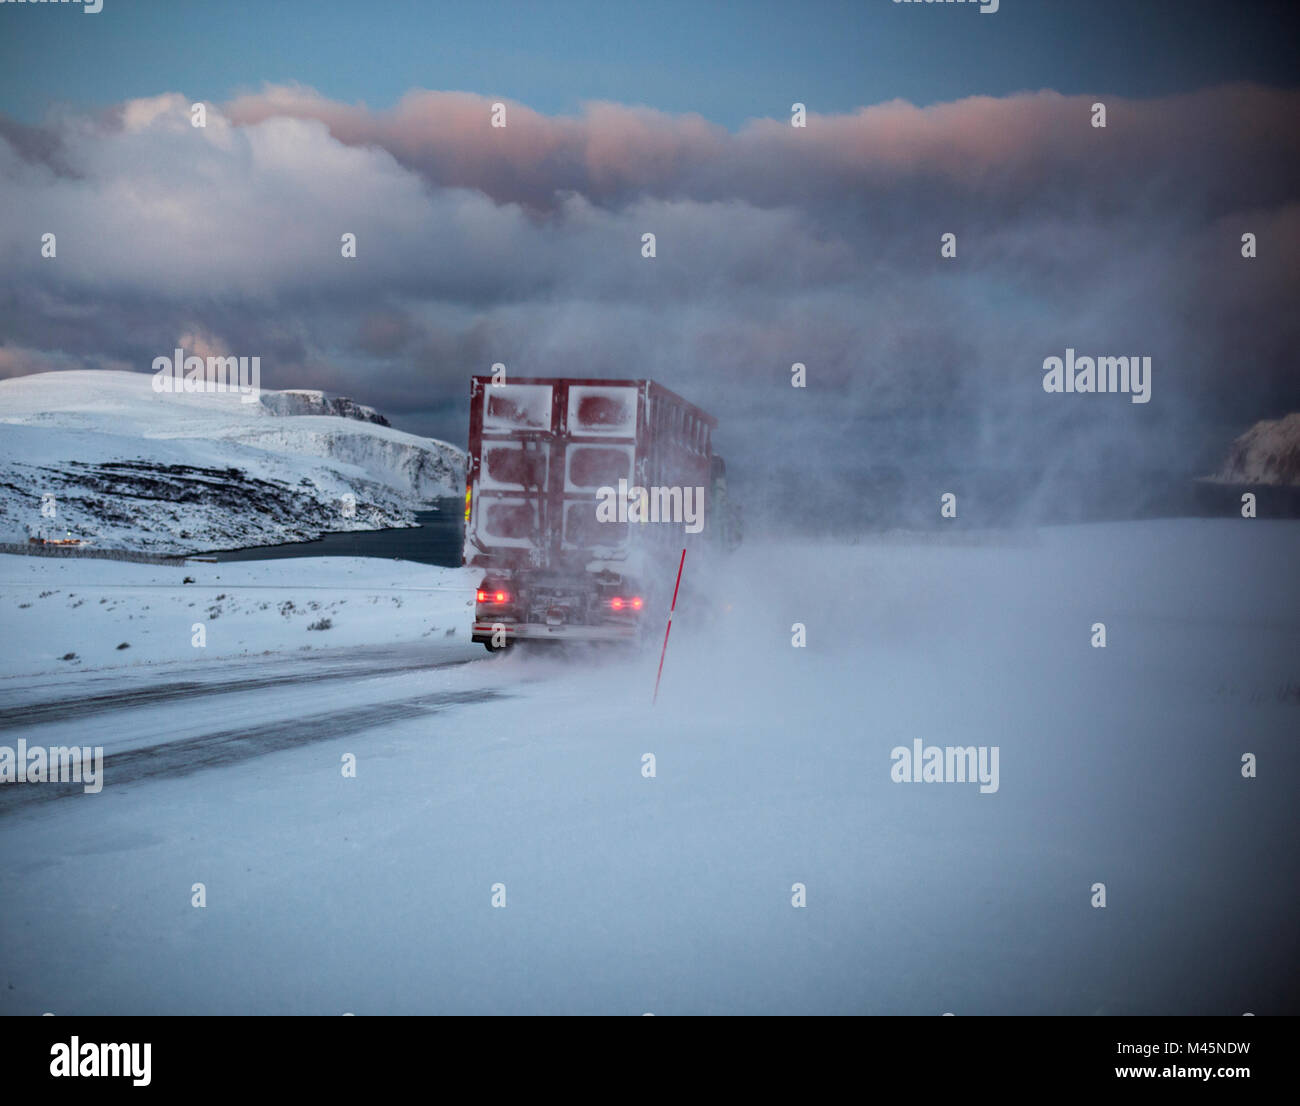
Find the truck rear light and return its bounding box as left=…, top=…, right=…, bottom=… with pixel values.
left=631, top=596, right=643, bottom=610
left=477, top=589, right=509, bottom=603
left=610, top=597, right=624, bottom=610
left=609, top=596, right=643, bottom=612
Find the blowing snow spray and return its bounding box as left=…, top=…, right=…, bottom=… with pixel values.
left=652, top=549, right=686, bottom=705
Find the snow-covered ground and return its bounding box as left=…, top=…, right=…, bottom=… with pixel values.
left=0, top=553, right=479, bottom=679
left=0, top=370, right=465, bottom=553
left=0, top=519, right=1297, bottom=1014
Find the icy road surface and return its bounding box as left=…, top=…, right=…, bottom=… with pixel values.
left=1, top=521, right=1297, bottom=1014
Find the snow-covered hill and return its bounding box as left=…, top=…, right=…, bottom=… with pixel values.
left=1212, top=412, right=1300, bottom=486
left=0, top=370, right=465, bottom=554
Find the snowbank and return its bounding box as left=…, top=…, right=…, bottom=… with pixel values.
left=0, top=553, right=479, bottom=677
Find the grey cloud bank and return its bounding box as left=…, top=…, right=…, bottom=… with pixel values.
left=1, top=85, right=1297, bottom=528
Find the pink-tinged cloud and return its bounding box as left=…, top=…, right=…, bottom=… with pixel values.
left=221, top=83, right=1300, bottom=216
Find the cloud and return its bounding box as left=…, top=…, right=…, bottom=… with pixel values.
left=222, top=83, right=1300, bottom=221
left=1, top=83, right=1298, bottom=522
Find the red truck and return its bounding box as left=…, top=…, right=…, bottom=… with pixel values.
left=463, top=376, right=736, bottom=651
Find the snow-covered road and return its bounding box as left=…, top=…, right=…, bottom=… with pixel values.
left=0, top=646, right=500, bottom=816
left=1, top=521, right=1297, bottom=1014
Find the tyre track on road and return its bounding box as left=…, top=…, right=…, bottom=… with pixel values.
left=0, top=686, right=506, bottom=816
left=0, top=655, right=479, bottom=730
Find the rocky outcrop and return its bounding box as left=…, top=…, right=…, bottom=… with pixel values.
left=260, top=390, right=390, bottom=426
left=1213, top=413, right=1300, bottom=486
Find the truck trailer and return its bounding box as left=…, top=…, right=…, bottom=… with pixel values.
left=463, top=376, right=734, bottom=651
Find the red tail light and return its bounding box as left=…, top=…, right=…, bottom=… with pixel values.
left=631, top=596, right=643, bottom=610
left=476, top=589, right=487, bottom=602
left=495, top=591, right=507, bottom=603
left=610, top=597, right=624, bottom=610
left=609, top=596, right=643, bottom=612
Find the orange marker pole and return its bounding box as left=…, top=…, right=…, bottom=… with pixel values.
left=652, top=549, right=686, bottom=705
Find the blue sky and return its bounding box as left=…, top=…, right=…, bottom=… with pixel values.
left=1, top=0, right=1295, bottom=126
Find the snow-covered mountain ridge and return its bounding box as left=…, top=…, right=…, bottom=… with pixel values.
left=0, top=370, right=465, bottom=554
left=1212, top=412, right=1300, bottom=486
